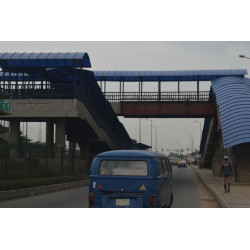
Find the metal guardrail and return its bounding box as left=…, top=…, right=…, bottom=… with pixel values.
left=0, top=83, right=74, bottom=99
left=104, top=91, right=210, bottom=102
left=0, top=83, right=210, bottom=102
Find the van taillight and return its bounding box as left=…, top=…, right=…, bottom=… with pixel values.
left=151, top=195, right=157, bottom=208
left=89, top=193, right=95, bottom=208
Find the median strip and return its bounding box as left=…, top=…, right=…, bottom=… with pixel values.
left=0, top=180, right=89, bottom=202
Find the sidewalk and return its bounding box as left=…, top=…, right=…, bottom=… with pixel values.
left=192, top=165, right=250, bottom=208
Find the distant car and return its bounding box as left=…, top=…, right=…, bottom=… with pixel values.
left=178, top=160, right=187, bottom=168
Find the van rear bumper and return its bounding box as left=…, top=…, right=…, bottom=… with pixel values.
left=101, top=192, right=145, bottom=208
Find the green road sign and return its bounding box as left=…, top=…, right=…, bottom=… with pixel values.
left=0, top=99, right=10, bottom=111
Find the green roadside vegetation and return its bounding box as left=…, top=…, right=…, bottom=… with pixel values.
left=1, top=94, right=87, bottom=192
left=0, top=174, right=86, bottom=191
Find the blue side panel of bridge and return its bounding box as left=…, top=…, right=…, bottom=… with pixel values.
left=0, top=72, right=29, bottom=81
left=211, top=76, right=250, bottom=148
left=94, top=69, right=247, bottom=82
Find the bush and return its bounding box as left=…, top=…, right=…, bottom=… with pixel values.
left=0, top=174, right=85, bottom=191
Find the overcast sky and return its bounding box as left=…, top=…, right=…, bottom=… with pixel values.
left=1, top=41, right=250, bottom=153
left=1, top=0, right=250, bottom=245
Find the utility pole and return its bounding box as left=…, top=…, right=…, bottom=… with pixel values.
left=26, top=122, right=28, bottom=156
left=188, top=134, right=194, bottom=153
left=139, top=118, right=141, bottom=143
left=194, top=120, right=202, bottom=146
left=146, top=118, right=153, bottom=151
left=153, top=126, right=158, bottom=152
left=38, top=122, right=42, bottom=142
left=150, top=120, right=152, bottom=151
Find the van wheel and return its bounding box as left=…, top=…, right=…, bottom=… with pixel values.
left=167, top=194, right=173, bottom=208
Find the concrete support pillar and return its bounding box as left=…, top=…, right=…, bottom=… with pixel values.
left=55, top=121, right=66, bottom=159
left=212, top=135, right=224, bottom=176
left=46, top=122, right=54, bottom=158
left=9, top=120, right=20, bottom=158
left=79, top=143, right=90, bottom=160
left=69, top=141, right=76, bottom=158
left=79, top=143, right=91, bottom=174
left=69, top=141, right=76, bottom=173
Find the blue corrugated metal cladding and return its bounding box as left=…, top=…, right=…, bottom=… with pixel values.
left=212, top=76, right=250, bottom=148
left=0, top=52, right=91, bottom=69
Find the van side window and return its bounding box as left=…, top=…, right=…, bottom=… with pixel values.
left=165, top=159, right=172, bottom=173
left=158, top=159, right=165, bottom=175
left=167, top=159, right=172, bottom=172
left=162, top=159, right=169, bottom=173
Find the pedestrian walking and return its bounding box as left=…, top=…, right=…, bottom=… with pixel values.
left=220, top=156, right=233, bottom=193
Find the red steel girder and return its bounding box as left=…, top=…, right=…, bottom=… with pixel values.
left=120, top=101, right=216, bottom=118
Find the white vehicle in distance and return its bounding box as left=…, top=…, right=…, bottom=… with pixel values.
left=178, top=160, right=187, bottom=168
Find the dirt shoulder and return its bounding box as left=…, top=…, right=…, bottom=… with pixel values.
left=191, top=167, right=220, bottom=208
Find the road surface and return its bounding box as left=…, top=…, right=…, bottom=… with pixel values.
left=172, top=165, right=201, bottom=208
left=0, top=186, right=89, bottom=208
left=0, top=165, right=217, bottom=208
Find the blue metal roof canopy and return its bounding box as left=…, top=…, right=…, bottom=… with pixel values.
left=94, top=69, right=247, bottom=82
left=211, top=76, right=250, bottom=148
left=45, top=68, right=96, bottom=85
left=0, top=52, right=91, bottom=70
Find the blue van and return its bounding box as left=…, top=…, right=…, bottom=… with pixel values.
left=89, top=150, right=173, bottom=208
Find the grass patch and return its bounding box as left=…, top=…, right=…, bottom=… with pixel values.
left=0, top=174, right=85, bottom=191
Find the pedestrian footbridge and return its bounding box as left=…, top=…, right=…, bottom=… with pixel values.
left=0, top=53, right=132, bottom=176
left=201, top=76, right=250, bottom=183
left=1, top=52, right=250, bottom=182
left=94, top=70, right=250, bottom=183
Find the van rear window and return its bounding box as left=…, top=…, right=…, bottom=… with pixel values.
left=99, top=160, right=148, bottom=176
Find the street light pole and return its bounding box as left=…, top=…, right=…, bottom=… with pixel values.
left=26, top=122, right=28, bottom=155
left=139, top=118, right=141, bottom=143
left=153, top=125, right=157, bottom=152
left=176, top=141, right=181, bottom=156
left=150, top=120, right=152, bottom=151
left=146, top=118, right=153, bottom=151
left=194, top=120, right=202, bottom=145
left=188, top=134, right=194, bottom=153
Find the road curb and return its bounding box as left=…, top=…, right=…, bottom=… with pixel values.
left=192, top=167, right=230, bottom=208
left=0, top=179, right=90, bottom=202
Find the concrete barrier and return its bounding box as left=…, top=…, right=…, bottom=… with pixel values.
left=0, top=179, right=89, bottom=202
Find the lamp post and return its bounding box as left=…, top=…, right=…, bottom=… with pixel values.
left=146, top=118, right=153, bottom=151
left=194, top=120, right=202, bottom=146
left=139, top=118, right=141, bottom=143
left=153, top=125, right=158, bottom=152
left=239, top=54, right=250, bottom=59
left=188, top=134, right=194, bottom=153
left=176, top=141, right=181, bottom=156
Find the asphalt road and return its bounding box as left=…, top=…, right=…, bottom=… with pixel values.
left=0, top=186, right=90, bottom=208
left=172, top=165, right=201, bottom=208
left=0, top=165, right=201, bottom=208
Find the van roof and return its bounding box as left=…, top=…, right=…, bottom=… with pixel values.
left=96, top=150, right=167, bottom=158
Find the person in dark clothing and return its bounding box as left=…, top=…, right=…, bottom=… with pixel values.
left=220, top=156, right=233, bottom=193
